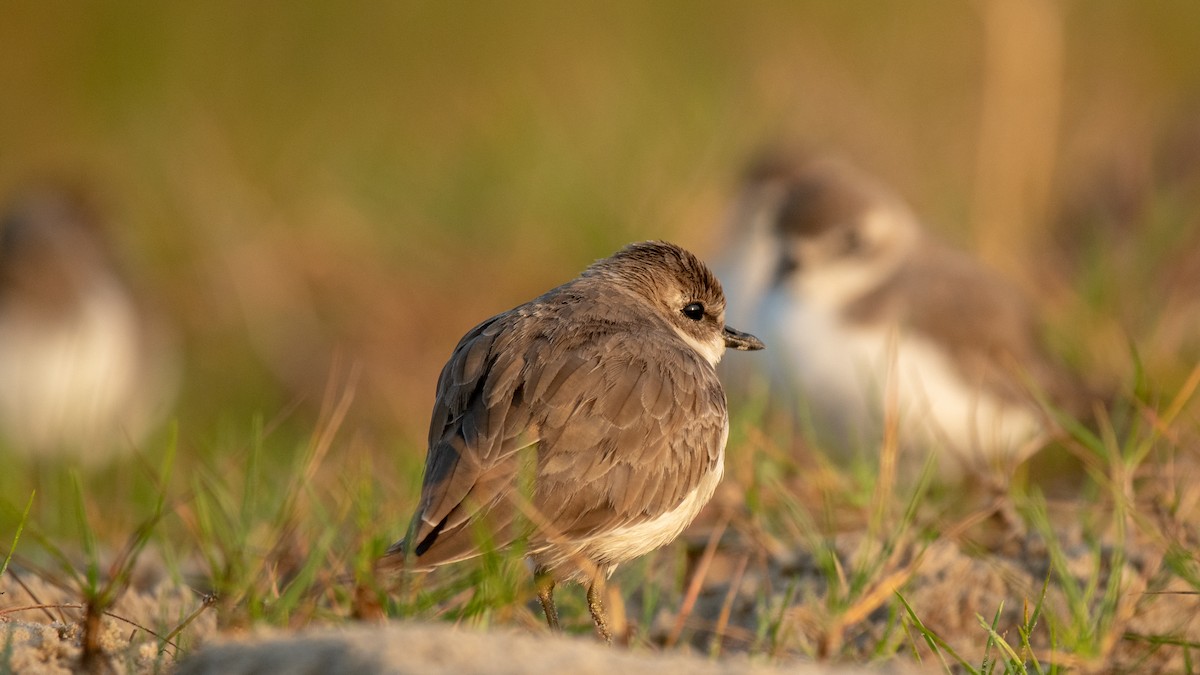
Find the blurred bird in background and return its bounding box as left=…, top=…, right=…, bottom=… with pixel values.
left=716, top=152, right=1095, bottom=482
left=0, top=186, right=179, bottom=464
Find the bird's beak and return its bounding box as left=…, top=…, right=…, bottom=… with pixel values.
left=723, top=325, right=765, bottom=351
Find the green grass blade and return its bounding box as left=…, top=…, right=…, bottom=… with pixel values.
left=0, top=492, right=34, bottom=579
left=895, top=590, right=978, bottom=674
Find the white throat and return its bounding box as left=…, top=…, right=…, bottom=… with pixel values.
left=672, top=327, right=725, bottom=367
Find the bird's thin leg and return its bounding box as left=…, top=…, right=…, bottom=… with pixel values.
left=586, top=577, right=613, bottom=645
left=535, top=572, right=560, bottom=632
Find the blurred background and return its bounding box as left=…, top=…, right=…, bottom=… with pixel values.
left=1, top=0, right=1199, bottom=478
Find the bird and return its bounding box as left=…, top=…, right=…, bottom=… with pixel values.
left=0, top=186, right=178, bottom=464
left=714, top=153, right=1092, bottom=480
left=379, top=240, right=764, bottom=642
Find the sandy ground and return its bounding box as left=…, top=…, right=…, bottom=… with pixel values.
left=3, top=514, right=1198, bottom=673
left=174, top=623, right=888, bottom=675
left=0, top=568, right=878, bottom=675
left=661, top=521, right=1200, bottom=672
left=0, top=568, right=217, bottom=674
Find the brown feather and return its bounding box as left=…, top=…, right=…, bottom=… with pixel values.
left=381, top=241, right=758, bottom=582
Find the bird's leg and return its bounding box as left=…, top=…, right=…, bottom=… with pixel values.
left=586, top=577, right=613, bottom=645
left=535, top=572, right=560, bottom=632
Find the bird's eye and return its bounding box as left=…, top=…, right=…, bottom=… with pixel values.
left=777, top=253, right=799, bottom=279
left=840, top=228, right=863, bottom=254
left=682, top=302, right=704, bottom=321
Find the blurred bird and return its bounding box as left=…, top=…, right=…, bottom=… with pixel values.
left=379, top=241, right=764, bottom=642
left=0, top=187, right=178, bottom=463
left=716, top=153, right=1092, bottom=479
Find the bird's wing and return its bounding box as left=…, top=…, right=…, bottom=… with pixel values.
left=393, top=312, right=542, bottom=565
left=387, top=314, right=728, bottom=569
left=528, top=332, right=728, bottom=543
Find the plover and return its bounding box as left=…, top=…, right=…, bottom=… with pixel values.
left=380, top=240, right=764, bottom=642
left=0, top=187, right=178, bottom=463
left=716, top=153, right=1091, bottom=478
